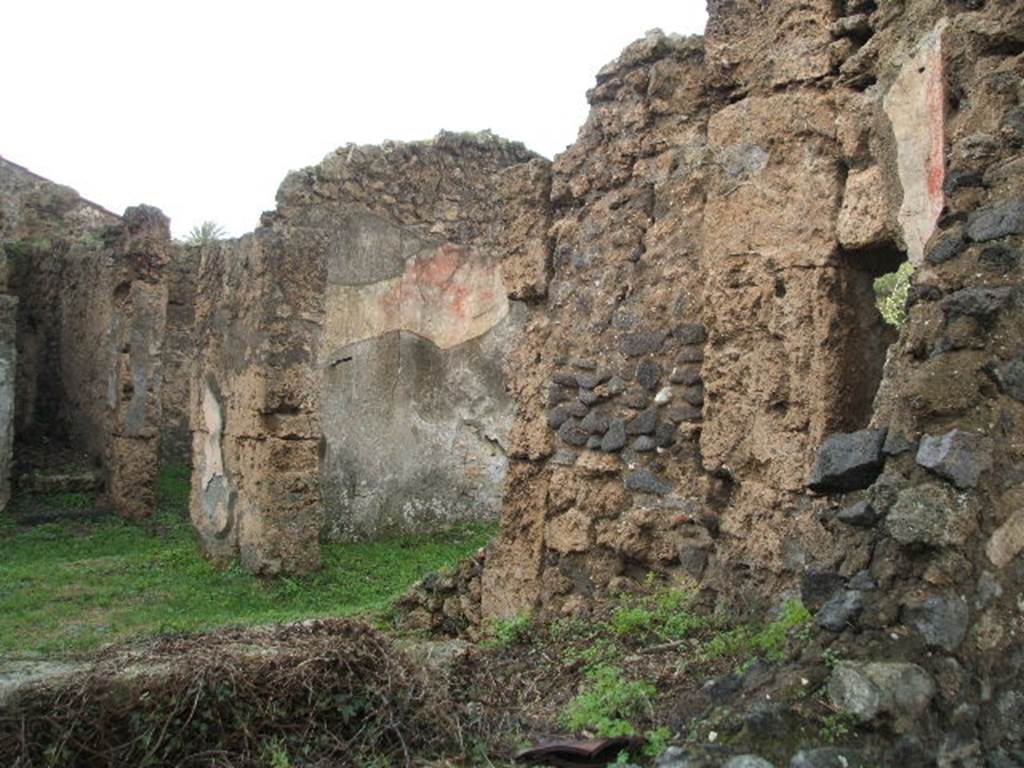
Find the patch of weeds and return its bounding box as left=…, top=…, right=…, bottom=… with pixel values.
left=562, top=663, right=656, bottom=738
left=563, top=636, right=617, bottom=669
left=820, top=712, right=857, bottom=744
left=548, top=615, right=592, bottom=643
left=482, top=612, right=532, bottom=649
left=37, top=491, right=93, bottom=510
left=610, top=587, right=707, bottom=641
left=699, top=599, right=812, bottom=667
left=643, top=726, right=671, bottom=758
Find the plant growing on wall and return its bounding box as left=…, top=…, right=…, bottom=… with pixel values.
left=874, top=261, right=913, bottom=327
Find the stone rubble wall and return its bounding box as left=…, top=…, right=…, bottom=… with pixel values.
left=398, top=0, right=1024, bottom=760
left=160, top=244, right=198, bottom=464
left=190, top=132, right=550, bottom=573
left=0, top=156, right=170, bottom=517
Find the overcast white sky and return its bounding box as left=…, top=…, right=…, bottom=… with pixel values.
left=2, top=1, right=707, bottom=238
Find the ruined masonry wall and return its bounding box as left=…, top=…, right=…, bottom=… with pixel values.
left=0, top=156, right=170, bottom=517
left=190, top=132, right=550, bottom=573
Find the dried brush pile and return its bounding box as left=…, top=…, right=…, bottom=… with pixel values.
left=0, top=620, right=463, bottom=767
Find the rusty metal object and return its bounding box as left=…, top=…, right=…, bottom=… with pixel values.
left=515, top=737, right=633, bottom=766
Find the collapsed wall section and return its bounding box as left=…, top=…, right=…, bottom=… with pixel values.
left=0, top=156, right=170, bottom=517
left=191, top=133, right=550, bottom=572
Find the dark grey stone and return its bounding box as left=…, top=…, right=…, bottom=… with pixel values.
left=669, top=365, right=702, bottom=385
left=790, top=748, right=864, bottom=768
left=604, top=376, right=627, bottom=395
left=991, top=353, right=1024, bottom=402
left=808, top=429, right=887, bottom=493
left=681, top=384, right=705, bottom=407
left=552, top=371, right=579, bottom=387
left=673, top=323, right=707, bottom=345
left=903, top=595, right=969, bottom=651
left=944, top=171, right=984, bottom=195
left=623, top=391, right=651, bottom=410
left=883, top=430, right=916, bottom=456
left=678, top=546, right=707, bottom=578
left=655, top=421, right=678, bottom=448
left=620, top=330, right=667, bottom=357
left=626, top=408, right=659, bottom=435
left=580, top=410, right=610, bottom=434
left=847, top=570, right=877, bottom=591
left=576, top=370, right=610, bottom=389
left=665, top=404, right=702, bottom=423
left=907, top=283, right=943, bottom=307
left=558, top=419, right=590, bottom=447
left=569, top=357, right=598, bottom=370
left=632, top=436, right=657, bottom=452
left=816, top=589, right=864, bottom=632
left=675, top=346, right=704, bottom=364
left=578, top=388, right=599, bottom=405
left=915, top=429, right=992, bottom=489
left=837, top=500, right=880, bottom=527
left=637, top=360, right=664, bottom=391
left=585, top=436, right=602, bottom=449
left=601, top=420, right=627, bottom=452
left=801, top=569, right=846, bottom=612
left=926, top=232, right=966, bottom=265
left=548, top=383, right=572, bottom=406
left=967, top=197, right=1024, bottom=242
left=976, top=571, right=1003, bottom=610
left=625, top=469, right=673, bottom=495
left=941, top=286, right=1014, bottom=320
left=980, top=244, right=1020, bottom=273
left=547, top=405, right=573, bottom=429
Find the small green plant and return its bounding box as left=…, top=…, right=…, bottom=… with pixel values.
left=699, top=599, right=812, bottom=666
left=562, top=664, right=656, bottom=737
left=643, top=726, right=672, bottom=758
left=609, top=587, right=706, bottom=641
left=822, top=647, right=842, bottom=668
left=563, top=636, right=617, bottom=668
left=262, top=737, right=292, bottom=768
left=820, top=712, right=856, bottom=744
left=482, top=612, right=532, bottom=649
left=874, top=260, right=913, bottom=326
left=185, top=221, right=227, bottom=246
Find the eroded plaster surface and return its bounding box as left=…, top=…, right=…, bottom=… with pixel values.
left=884, top=19, right=946, bottom=265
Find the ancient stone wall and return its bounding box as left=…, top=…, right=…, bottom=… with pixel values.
left=190, top=132, right=550, bottom=573
left=161, top=244, right=198, bottom=464
left=0, top=156, right=170, bottom=517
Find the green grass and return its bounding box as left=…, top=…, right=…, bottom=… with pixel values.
left=0, top=465, right=495, bottom=655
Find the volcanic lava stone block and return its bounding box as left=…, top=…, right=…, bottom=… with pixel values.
left=941, top=286, right=1014, bottom=320
left=670, top=365, right=702, bottom=385
left=902, top=595, right=969, bottom=651
left=915, top=429, right=992, bottom=489
left=675, top=346, right=704, bottom=364
left=966, top=197, right=1024, bottom=242
left=672, top=323, right=707, bottom=345
left=808, top=429, right=887, bottom=493
left=632, top=436, right=657, bottom=452
left=991, top=353, right=1024, bottom=401
left=580, top=410, right=609, bottom=434
left=576, top=370, right=610, bottom=389
left=558, top=419, right=590, bottom=447
left=626, top=408, right=658, bottom=435
left=636, top=360, right=663, bottom=390
left=600, top=419, right=627, bottom=452
left=979, top=244, right=1020, bottom=273
left=552, top=371, right=579, bottom=387
left=926, top=232, right=966, bottom=265
left=837, top=500, right=881, bottom=527
left=816, top=589, right=864, bottom=632
left=665, top=404, right=702, bottom=423
left=801, top=569, right=846, bottom=611
left=620, top=330, right=667, bottom=357
left=624, top=469, right=673, bottom=495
